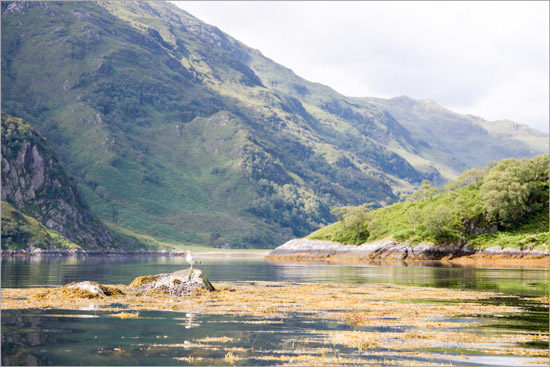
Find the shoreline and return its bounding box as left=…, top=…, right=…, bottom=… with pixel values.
left=1, top=248, right=270, bottom=257
left=265, top=239, right=550, bottom=269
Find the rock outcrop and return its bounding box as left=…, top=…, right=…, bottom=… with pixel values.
left=266, top=238, right=549, bottom=266
left=1, top=113, right=113, bottom=249
left=129, top=268, right=215, bottom=296
left=61, top=281, right=124, bottom=298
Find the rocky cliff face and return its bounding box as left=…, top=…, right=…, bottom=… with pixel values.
left=1, top=113, right=113, bottom=249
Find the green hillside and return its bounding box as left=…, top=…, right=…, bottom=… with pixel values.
left=1, top=1, right=547, bottom=248
left=310, top=155, right=549, bottom=250
left=1, top=201, right=79, bottom=251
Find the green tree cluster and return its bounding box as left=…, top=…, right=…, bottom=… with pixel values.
left=405, top=180, right=438, bottom=202
left=312, top=154, right=548, bottom=246
left=481, top=155, right=549, bottom=227
left=329, top=203, right=375, bottom=245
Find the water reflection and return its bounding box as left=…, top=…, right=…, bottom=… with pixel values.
left=182, top=313, right=199, bottom=329
left=3, top=309, right=546, bottom=366
left=2, top=255, right=548, bottom=296
left=1, top=311, right=62, bottom=365
left=267, top=260, right=549, bottom=296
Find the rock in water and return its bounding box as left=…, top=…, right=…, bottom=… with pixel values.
left=68, top=281, right=107, bottom=296
left=129, top=268, right=215, bottom=296
left=62, top=281, right=124, bottom=298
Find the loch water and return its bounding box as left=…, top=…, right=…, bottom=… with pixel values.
left=2, top=255, right=549, bottom=366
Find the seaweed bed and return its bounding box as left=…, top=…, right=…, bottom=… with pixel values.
left=2, top=282, right=549, bottom=365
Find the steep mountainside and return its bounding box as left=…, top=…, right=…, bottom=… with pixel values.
left=1, top=1, right=547, bottom=247
left=1, top=113, right=113, bottom=249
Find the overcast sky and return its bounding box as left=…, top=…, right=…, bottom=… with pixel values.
left=172, top=1, right=549, bottom=133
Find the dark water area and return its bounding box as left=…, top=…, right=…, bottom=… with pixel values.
left=2, top=256, right=549, bottom=366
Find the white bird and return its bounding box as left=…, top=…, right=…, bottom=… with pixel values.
left=186, top=250, right=201, bottom=269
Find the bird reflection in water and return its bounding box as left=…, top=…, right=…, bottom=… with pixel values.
left=184, top=313, right=199, bottom=329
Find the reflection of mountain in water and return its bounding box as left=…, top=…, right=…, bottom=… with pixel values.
left=1, top=311, right=63, bottom=365
left=2, top=256, right=548, bottom=296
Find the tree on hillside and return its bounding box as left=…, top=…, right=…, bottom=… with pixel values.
left=444, top=167, right=488, bottom=191
left=406, top=206, right=423, bottom=232
left=480, top=155, right=549, bottom=227
left=424, top=204, right=454, bottom=239
left=407, top=180, right=438, bottom=202
left=331, top=203, right=374, bottom=244
left=527, top=153, right=550, bottom=209
left=367, top=218, right=382, bottom=237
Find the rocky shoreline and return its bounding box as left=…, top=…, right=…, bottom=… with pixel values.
left=265, top=239, right=550, bottom=268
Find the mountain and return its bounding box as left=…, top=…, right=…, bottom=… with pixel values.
left=1, top=113, right=160, bottom=251
left=1, top=1, right=547, bottom=248
left=362, top=96, right=548, bottom=180
left=2, top=113, right=112, bottom=250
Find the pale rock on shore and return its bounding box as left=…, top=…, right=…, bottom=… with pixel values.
left=266, top=238, right=549, bottom=263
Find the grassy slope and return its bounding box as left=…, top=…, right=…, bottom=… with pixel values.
left=1, top=199, right=260, bottom=253
left=2, top=112, right=170, bottom=251
left=1, top=201, right=80, bottom=250
left=309, top=184, right=549, bottom=250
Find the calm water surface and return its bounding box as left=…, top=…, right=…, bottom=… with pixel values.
left=2, top=255, right=549, bottom=366
left=2, top=255, right=549, bottom=295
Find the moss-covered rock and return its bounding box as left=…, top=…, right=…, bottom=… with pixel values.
left=129, top=268, right=215, bottom=296
left=128, top=275, right=161, bottom=288
left=58, top=281, right=124, bottom=299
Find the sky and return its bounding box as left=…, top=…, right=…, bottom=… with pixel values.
left=172, top=1, right=549, bottom=133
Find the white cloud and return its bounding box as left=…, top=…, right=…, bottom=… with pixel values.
left=172, top=1, right=549, bottom=132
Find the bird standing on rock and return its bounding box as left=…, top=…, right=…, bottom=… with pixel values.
left=186, top=250, right=201, bottom=269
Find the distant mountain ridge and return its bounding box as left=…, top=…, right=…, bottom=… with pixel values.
left=1, top=1, right=547, bottom=248
left=362, top=95, right=548, bottom=180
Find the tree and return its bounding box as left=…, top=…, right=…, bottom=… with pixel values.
left=367, top=218, right=382, bottom=237
left=453, top=197, right=468, bottom=218
left=527, top=153, right=550, bottom=209
left=480, top=158, right=533, bottom=226
left=407, top=180, right=438, bottom=202
left=406, top=207, right=423, bottom=232
left=424, top=205, right=454, bottom=239
left=330, top=203, right=374, bottom=244
left=444, top=167, right=488, bottom=191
